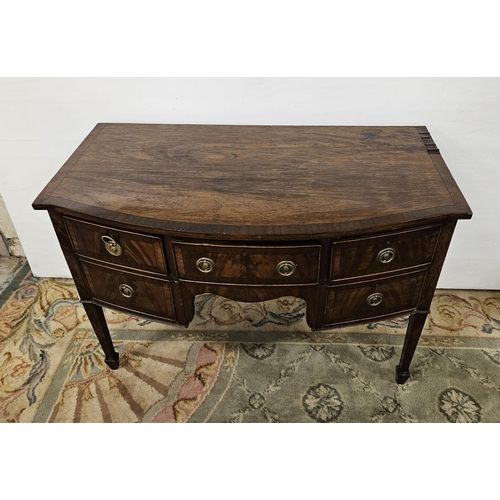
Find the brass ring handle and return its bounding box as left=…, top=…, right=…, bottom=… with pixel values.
left=196, top=257, right=215, bottom=273
left=101, top=235, right=123, bottom=257
left=277, top=261, right=296, bottom=277
left=366, top=292, right=383, bottom=307
left=119, top=284, right=134, bottom=298
left=377, top=247, right=396, bottom=264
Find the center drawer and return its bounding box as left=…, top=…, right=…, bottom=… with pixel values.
left=172, top=241, right=321, bottom=284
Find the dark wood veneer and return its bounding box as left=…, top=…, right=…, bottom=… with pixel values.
left=81, top=259, right=175, bottom=321
left=173, top=241, right=320, bottom=284
left=330, top=224, right=441, bottom=281
left=33, top=124, right=471, bottom=238
left=33, top=124, right=472, bottom=384
left=65, top=217, right=168, bottom=275
left=325, top=270, right=426, bottom=325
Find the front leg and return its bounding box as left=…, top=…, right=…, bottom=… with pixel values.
left=396, top=311, right=428, bottom=384
left=82, top=301, right=119, bottom=369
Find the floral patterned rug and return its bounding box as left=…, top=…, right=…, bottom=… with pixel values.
left=1, top=264, right=500, bottom=423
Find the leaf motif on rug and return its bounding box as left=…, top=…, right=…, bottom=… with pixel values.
left=303, top=383, right=344, bottom=423
left=358, top=345, right=396, bottom=363
left=437, top=388, right=482, bottom=423
left=241, top=343, right=276, bottom=360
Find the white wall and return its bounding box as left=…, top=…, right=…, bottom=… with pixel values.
left=0, top=78, right=498, bottom=288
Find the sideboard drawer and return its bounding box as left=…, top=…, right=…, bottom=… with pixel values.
left=330, top=224, right=441, bottom=281
left=325, top=270, right=426, bottom=326
left=172, top=241, right=321, bottom=284
left=81, top=260, right=175, bottom=320
left=65, top=217, right=167, bottom=275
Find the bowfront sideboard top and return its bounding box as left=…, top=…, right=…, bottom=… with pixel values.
left=33, top=124, right=471, bottom=238
left=33, top=124, right=472, bottom=383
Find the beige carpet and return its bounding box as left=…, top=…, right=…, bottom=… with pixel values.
left=1, top=265, right=500, bottom=422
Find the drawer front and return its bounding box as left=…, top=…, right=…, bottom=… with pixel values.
left=65, top=217, right=167, bottom=275
left=330, top=224, right=441, bottom=281
left=325, top=271, right=426, bottom=325
left=81, top=260, right=175, bottom=320
left=173, top=242, right=320, bottom=284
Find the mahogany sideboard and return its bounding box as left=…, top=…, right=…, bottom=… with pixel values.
left=33, top=124, right=472, bottom=384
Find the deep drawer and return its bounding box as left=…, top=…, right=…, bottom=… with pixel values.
left=330, top=224, right=441, bottom=281
left=81, top=260, right=175, bottom=321
left=172, top=241, right=321, bottom=284
left=325, top=270, right=426, bottom=325
left=65, top=217, right=167, bottom=275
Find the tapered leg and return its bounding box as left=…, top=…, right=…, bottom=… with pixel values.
left=396, top=311, right=428, bottom=384
left=304, top=285, right=324, bottom=330
left=82, top=302, right=119, bottom=369
left=179, top=287, right=196, bottom=327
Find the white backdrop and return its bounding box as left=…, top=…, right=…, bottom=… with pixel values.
left=0, top=77, right=497, bottom=288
